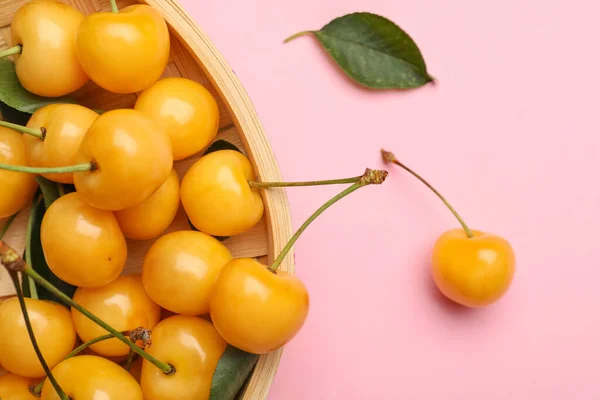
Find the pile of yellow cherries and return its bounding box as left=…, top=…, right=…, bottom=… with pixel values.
left=0, top=1, right=390, bottom=399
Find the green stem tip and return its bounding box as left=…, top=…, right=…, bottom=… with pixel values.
left=110, top=0, right=119, bottom=13
left=283, top=30, right=314, bottom=43
left=0, top=120, right=45, bottom=140
left=0, top=45, right=22, bottom=58
left=249, top=175, right=362, bottom=188
left=269, top=168, right=388, bottom=272
left=381, top=149, right=474, bottom=238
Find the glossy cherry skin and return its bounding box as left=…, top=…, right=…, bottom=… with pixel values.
left=41, top=192, right=127, bottom=287
left=71, top=274, right=161, bottom=357
left=24, top=104, right=99, bottom=184
left=142, top=230, right=233, bottom=315
left=12, top=0, right=89, bottom=97
left=73, top=109, right=173, bottom=211
left=0, top=373, right=38, bottom=399
left=431, top=228, right=516, bottom=307
left=40, top=355, right=143, bottom=400
left=140, top=315, right=227, bottom=400
left=115, top=169, right=180, bottom=240
left=210, top=258, right=310, bottom=354
left=76, top=5, right=169, bottom=94
left=135, top=77, right=220, bottom=160
left=0, top=298, right=76, bottom=378
left=0, top=127, right=37, bottom=218
left=181, top=150, right=264, bottom=237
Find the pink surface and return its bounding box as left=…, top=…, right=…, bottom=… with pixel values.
left=179, top=0, right=600, bottom=398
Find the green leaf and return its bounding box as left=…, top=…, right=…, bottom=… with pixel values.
left=22, top=181, right=76, bottom=304
left=204, top=139, right=242, bottom=156
left=0, top=59, right=77, bottom=114
left=35, top=176, right=61, bottom=210
left=0, top=101, right=31, bottom=125
left=286, top=12, right=433, bottom=89
left=209, top=345, right=259, bottom=400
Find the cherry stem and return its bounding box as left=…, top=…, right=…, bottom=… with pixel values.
left=0, top=44, right=22, bottom=58
left=110, top=0, right=119, bottom=13
left=25, top=196, right=40, bottom=300
left=0, top=242, right=175, bottom=376
left=269, top=168, right=388, bottom=272
left=32, top=330, right=137, bottom=395
left=0, top=212, right=18, bottom=240
left=8, top=271, right=69, bottom=400
left=284, top=31, right=314, bottom=43
left=249, top=175, right=362, bottom=188
left=0, top=120, right=45, bottom=140
left=124, top=349, right=135, bottom=371
left=0, top=162, right=94, bottom=175
left=381, top=149, right=474, bottom=238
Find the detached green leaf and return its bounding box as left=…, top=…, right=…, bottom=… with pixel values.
left=210, top=345, right=259, bottom=400
left=22, top=181, right=76, bottom=304
left=0, top=59, right=77, bottom=114
left=286, top=12, right=433, bottom=89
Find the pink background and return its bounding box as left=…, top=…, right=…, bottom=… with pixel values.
left=179, top=0, right=600, bottom=399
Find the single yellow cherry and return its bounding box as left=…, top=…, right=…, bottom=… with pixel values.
left=23, top=104, right=99, bottom=184
left=40, top=355, right=143, bottom=400
left=135, top=77, right=220, bottom=160
left=0, top=373, right=38, bottom=400
left=114, top=169, right=180, bottom=240
left=71, top=274, right=161, bottom=357
left=0, top=298, right=76, bottom=378
left=142, top=230, right=232, bottom=315
left=0, top=127, right=37, bottom=218
left=73, top=109, right=173, bottom=211
left=41, top=192, right=127, bottom=287
left=140, top=315, right=227, bottom=400
left=76, top=4, right=169, bottom=94
left=210, top=258, right=309, bottom=354
left=181, top=150, right=264, bottom=237
left=9, top=0, right=89, bottom=97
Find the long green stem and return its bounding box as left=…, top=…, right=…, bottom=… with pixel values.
left=381, top=149, right=474, bottom=238
left=32, top=331, right=131, bottom=395
left=110, top=0, right=119, bottom=13
left=0, top=163, right=93, bottom=174
left=25, top=197, right=39, bottom=300
left=9, top=272, right=69, bottom=400
left=249, top=175, right=362, bottom=188
left=269, top=169, right=388, bottom=272
left=0, top=120, right=44, bottom=140
left=23, top=267, right=174, bottom=375
left=0, top=45, right=21, bottom=58
left=0, top=212, right=18, bottom=240
left=284, top=31, right=314, bottom=43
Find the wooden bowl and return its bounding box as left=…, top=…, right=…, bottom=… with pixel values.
left=0, top=0, right=293, bottom=398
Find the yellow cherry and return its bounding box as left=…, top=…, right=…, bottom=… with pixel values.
left=0, top=126, right=37, bottom=218
left=76, top=5, right=169, bottom=93
left=140, top=315, right=227, bottom=400
left=135, top=77, right=220, bottom=160
left=10, top=0, right=89, bottom=97
left=40, top=355, right=143, bottom=400
left=71, top=274, right=161, bottom=357
left=73, top=109, right=173, bottom=211
left=210, top=258, right=309, bottom=354
left=0, top=298, right=76, bottom=378
left=41, top=192, right=127, bottom=287
left=23, top=104, right=99, bottom=184
left=142, top=230, right=232, bottom=315
left=114, top=169, right=180, bottom=240
left=0, top=373, right=38, bottom=399
left=181, top=150, right=264, bottom=237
